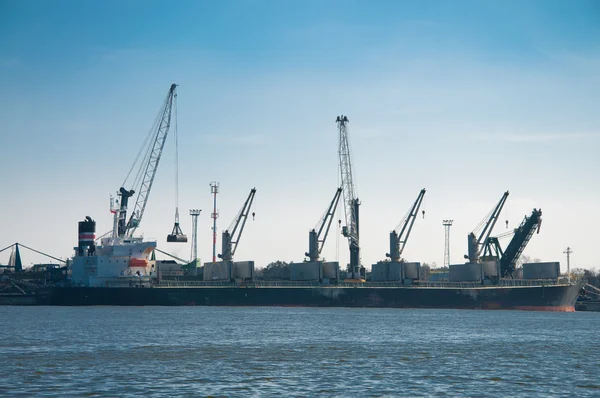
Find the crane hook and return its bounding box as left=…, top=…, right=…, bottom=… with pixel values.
left=252, top=212, right=255, bottom=221
left=422, top=210, right=425, bottom=219
left=505, top=220, right=509, bottom=229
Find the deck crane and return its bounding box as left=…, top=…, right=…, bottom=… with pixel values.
left=337, top=115, right=361, bottom=278
left=116, top=83, right=178, bottom=239
left=305, top=188, right=343, bottom=262
left=218, top=188, right=256, bottom=262
left=386, top=189, right=426, bottom=262
left=482, top=208, right=542, bottom=278
left=465, top=191, right=509, bottom=263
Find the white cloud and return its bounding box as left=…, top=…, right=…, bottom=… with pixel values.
left=470, top=132, right=599, bottom=143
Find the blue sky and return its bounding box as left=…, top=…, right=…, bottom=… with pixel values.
left=1, top=0, right=599, bottom=271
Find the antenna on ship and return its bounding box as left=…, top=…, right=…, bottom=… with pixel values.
left=110, top=195, right=119, bottom=239
left=443, top=220, right=453, bottom=268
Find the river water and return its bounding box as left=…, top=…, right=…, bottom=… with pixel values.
left=1, top=307, right=598, bottom=396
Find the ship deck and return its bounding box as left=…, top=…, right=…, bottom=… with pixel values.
left=144, top=278, right=572, bottom=289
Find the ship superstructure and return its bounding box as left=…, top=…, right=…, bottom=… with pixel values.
left=71, top=215, right=157, bottom=287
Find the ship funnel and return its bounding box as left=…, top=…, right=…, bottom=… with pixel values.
left=78, top=217, right=96, bottom=256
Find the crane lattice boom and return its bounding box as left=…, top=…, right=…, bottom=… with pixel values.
left=337, top=115, right=361, bottom=273
left=117, top=84, right=177, bottom=238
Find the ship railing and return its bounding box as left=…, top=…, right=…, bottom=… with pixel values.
left=102, top=282, right=154, bottom=288
left=96, top=278, right=572, bottom=289
left=412, top=279, right=567, bottom=288
left=155, top=281, right=325, bottom=288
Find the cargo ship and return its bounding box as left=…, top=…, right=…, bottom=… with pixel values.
left=34, top=217, right=580, bottom=311
left=38, top=280, right=580, bottom=311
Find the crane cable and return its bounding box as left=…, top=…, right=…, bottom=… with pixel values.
left=174, top=92, right=180, bottom=223
left=250, top=188, right=256, bottom=221
left=394, top=207, right=412, bottom=234
left=473, top=206, right=494, bottom=236
left=494, top=230, right=515, bottom=240
left=122, top=102, right=163, bottom=189
left=132, top=126, right=155, bottom=192
left=505, top=197, right=510, bottom=229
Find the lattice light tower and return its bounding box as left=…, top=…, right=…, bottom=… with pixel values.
left=189, top=209, right=201, bottom=262
left=210, top=182, right=219, bottom=263
left=443, top=220, right=454, bottom=267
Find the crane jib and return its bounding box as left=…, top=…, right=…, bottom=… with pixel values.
left=306, top=187, right=343, bottom=262
left=387, top=189, right=426, bottom=262
left=219, top=188, right=256, bottom=262
left=118, top=84, right=177, bottom=238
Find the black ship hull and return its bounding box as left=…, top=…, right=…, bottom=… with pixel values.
left=37, top=283, right=580, bottom=311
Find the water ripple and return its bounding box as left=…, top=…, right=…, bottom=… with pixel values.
left=1, top=307, right=598, bottom=396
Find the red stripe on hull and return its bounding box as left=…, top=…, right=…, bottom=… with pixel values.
left=514, top=305, right=575, bottom=312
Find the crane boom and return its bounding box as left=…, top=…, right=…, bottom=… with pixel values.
left=219, top=188, right=256, bottom=262
left=499, top=208, right=542, bottom=277
left=386, top=189, right=426, bottom=262
left=306, top=188, right=343, bottom=262
left=467, top=191, right=509, bottom=263
left=117, top=83, right=177, bottom=238
left=337, top=115, right=361, bottom=275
